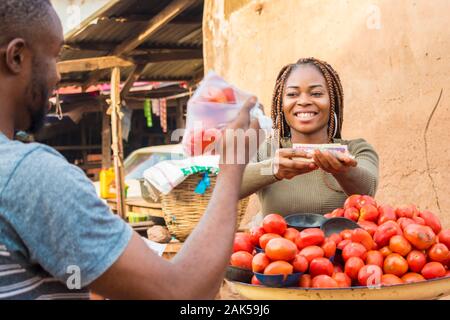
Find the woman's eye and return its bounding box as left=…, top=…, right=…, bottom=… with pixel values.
left=311, top=92, right=323, bottom=97
left=286, top=92, right=298, bottom=97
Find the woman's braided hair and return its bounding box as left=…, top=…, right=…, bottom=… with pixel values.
left=271, top=57, right=344, bottom=145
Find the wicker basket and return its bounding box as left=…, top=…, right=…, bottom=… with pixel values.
left=161, top=173, right=249, bottom=242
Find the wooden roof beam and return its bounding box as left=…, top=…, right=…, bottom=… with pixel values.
left=57, top=56, right=133, bottom=74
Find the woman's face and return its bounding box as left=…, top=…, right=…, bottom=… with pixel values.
left=282, top=64, right=331, bottom=138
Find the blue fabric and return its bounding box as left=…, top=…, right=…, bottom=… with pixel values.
left=0, top=132, right=132, bottom=289
left=194, top=172, right=211, bottom=195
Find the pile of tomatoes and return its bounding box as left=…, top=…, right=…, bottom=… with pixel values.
left=229, top=195, right=450, bottom=288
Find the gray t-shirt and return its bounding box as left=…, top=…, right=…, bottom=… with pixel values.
left=0, top=132, right=132, bottom=300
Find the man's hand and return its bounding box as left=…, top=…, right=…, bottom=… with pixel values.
left=273, top=148, right=318, bottom=180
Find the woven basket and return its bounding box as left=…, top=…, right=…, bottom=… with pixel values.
left=161, top=173, right=249, bottom=242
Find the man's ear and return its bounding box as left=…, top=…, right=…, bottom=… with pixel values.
left=5, top=38, right=27, bottom=74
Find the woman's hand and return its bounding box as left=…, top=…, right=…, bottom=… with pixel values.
left=312, top=150, right=357, bottom=175
left=273, top=148, right=318, bottom=180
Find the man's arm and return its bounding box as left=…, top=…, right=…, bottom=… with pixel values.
left=89, top=98, right=259, bottom=300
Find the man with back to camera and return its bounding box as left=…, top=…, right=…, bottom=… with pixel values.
left=0, top=0, right=261, bottom=299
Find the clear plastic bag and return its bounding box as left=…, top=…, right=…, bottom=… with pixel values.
left=182, top=71, right=272, bottom=157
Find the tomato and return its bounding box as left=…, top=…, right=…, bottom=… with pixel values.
left=328, top=233, right=343, bottom=246
left=365, top=250, right=384, bottom=268
left=344, top=195, right=362, bottom=210
left=296, top=228, right=325, bottom=249
left=352, top=228, right=376, bottom=250
left=263, top=261, right=294, bottom=276
left=324, top=213, right=333, bottom=218
left=401, top=272, right=426, bottom=283
left=412, top=216, right=425, bottom=225
left=330, top=208, right=345, bottom=217
left=312, top=275, right=339, bottom=288
left=332, top=272, right=352, bottom=288
left=396, top=206, right=414, bottom=219
left=321, top=240, right=337, bottom=258
left=284, top=228, right=300, bottom=243
left=310, top=257, right=334, bottom=277
left=340, top=229, right=354, bottom=240
left=379, top=246, right=393, bottom=258
left=299, top=274, right=312, bottom=288
left=337, top=239, right=352, bottom=250
left=419, top=210, right=442, bottom=234
left=222, top=87, right=236, bottom=103
left=397, top=218, right=416, bottom=231
left=265, top=238, right=297, bottom=261
left=358, top=265, right=383, bottom=286
left=259, top=233, right=282, bottom=250
left=383, top=253, right=408, bottom=277
left=201, top=86, right=229, bottom=103
left=438, top=229, right=450, bottom=249
left=358, top=220, right=378, bottom=237
left=252, top=253, right=270, bottom=273
left=299, top=246, right=325, bottom=263
left=381, top=274, right=404, bottom=286
left=406, top=250, right=427, bottom=273
left=249, top=226, right=265, bottom=247
left=421, top=262, right=446, bottom=279
left=233, top=232, right=254, bottom=253
left=342, top=242, right=367, bottom=262
left=230, top=251, right=253, bottom=270
left=389, top=235, right=412, bottom=257
left=357, top=195, right=377, bottom=210
left=359, top=204, right=379, bottom=222
left=377, top=205, right=397, bottom=225
left=344, top=257, right=365, bottom=280
left=427, top=243, right=450, bottom=263
left=344, top=207, right=359, bottom=222
left=262, top=214, right=287, bottom=235
left=446, top=270, right=450, bottom=278
left=292, top=254, right=309, bottom=273
left=373, top=221, right=402, bottom=247
left=403, top=224, right=436, bottom=250
left=251, top=275, right=261, bottom=285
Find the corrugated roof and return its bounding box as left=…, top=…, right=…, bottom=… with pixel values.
left=60, top=0, right=204, bottom=86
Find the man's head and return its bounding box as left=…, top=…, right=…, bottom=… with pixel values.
left=0, top=0, right=64, bottom=135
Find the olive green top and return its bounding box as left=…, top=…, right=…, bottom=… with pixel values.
left=239, top=137, right=379, bottom=216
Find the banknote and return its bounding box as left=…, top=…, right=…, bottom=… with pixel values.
left=292, top=143, right=355, bottom=162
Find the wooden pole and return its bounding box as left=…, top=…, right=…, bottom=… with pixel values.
left=101, top=104, right=112, bottom=169
left=110, top=67, right=126, bottom=219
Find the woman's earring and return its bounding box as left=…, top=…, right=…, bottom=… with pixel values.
left=333, top=112, right=338, bottom=138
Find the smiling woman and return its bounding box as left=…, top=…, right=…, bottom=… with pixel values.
left=240, top=57, right=379, bottom=217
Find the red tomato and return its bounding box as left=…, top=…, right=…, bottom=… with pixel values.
left=299, top=246, right=324, bottom=263
left=406, top=250, right=427, bottom=273
left=330, top=208, right=345, bottom=217
left=296, top=228, right=325, bottom=249
left=358, top=220, right=378, bottom=237
left=265, top=238, right=297, bottom=262
left=344, top=195, right=362, bottom=210
left=344, top=257, right=365, bottom=280
left=262, top=214, right=287, bottom=235
left=292, top=254, right=309, bottom=273
left=322, top=240, right=337, bottom=258
left=412, top=216, right=425, bottom=225
left=352, top=228, right=376, bottom=250
left=344, top=207, right=359, bottom=222
left=230, top=251, right=253, bottom=270
left=252, top=253, right=270, bottom=273
left=263, top=261, right=294, bottom=276
left=312, top=275, right=339, bottom=288
left=359, top=204, right=379, bottom=222
left=427, top=243, right=450, bottom=263
left=249, top=226, right=265, bottom=247
left=284, top=228, right=300, bottom=243
left=329, top=233, right=343, bottom=246
left=373, top=221, right=402, bottom=247
left=357, top=195, right=377, bottom=210
left=233, top=232, right=254, bottom=253
left=259, top=233, right=282, bottom=250
left=438, top=229, right=450, bottom=249
left=383, top=253, right=408, bottom=277
left=377, top=205, right=397, bottom=225
left=419, top=210, right=442, bottom=234
left=421, top=262, right=446, bottom=279
left=299, top=274, right=312, bottom=288
left=381, top=274, right=404, bottom=286
left=379, top=246, right=393, bottom=258
left=401, top=272, right=426, bottom=283
left=324, top=213, right=333, bottom=219
left=397, top=217, right=416, bottom=231
left=337, top=239, right=352, bottom=250
left=403, top=224, right=436, bottom=250
left=358, top=265, right=383, bottom=286
left=342, top=242, right=367, bottom=262
left=332, top=272, right=352, bottom=288
left=389, top=235, right=412, bottom=257
left=309, top=257, right=334, bottom=277
left=222, top=87, right=236, bottom=103
left=396, top=206, right=414, bottom=219
left=251, top=275, right=261, bottom=285
left=340, top=229, right=354, bottom=240
left=365, top=250, right=384, bottom=268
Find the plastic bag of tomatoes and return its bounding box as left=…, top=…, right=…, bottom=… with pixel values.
left=182, top=71, right=272, bottom=157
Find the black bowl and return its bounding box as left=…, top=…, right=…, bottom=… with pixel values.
left=225, top=266, right=253, bottom=283
left=320, top=217, right=360, bottom=237
left=285, top=213, right=327, bottom=232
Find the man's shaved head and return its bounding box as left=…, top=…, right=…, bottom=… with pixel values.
left=0, top=0, right=63, bottom=137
